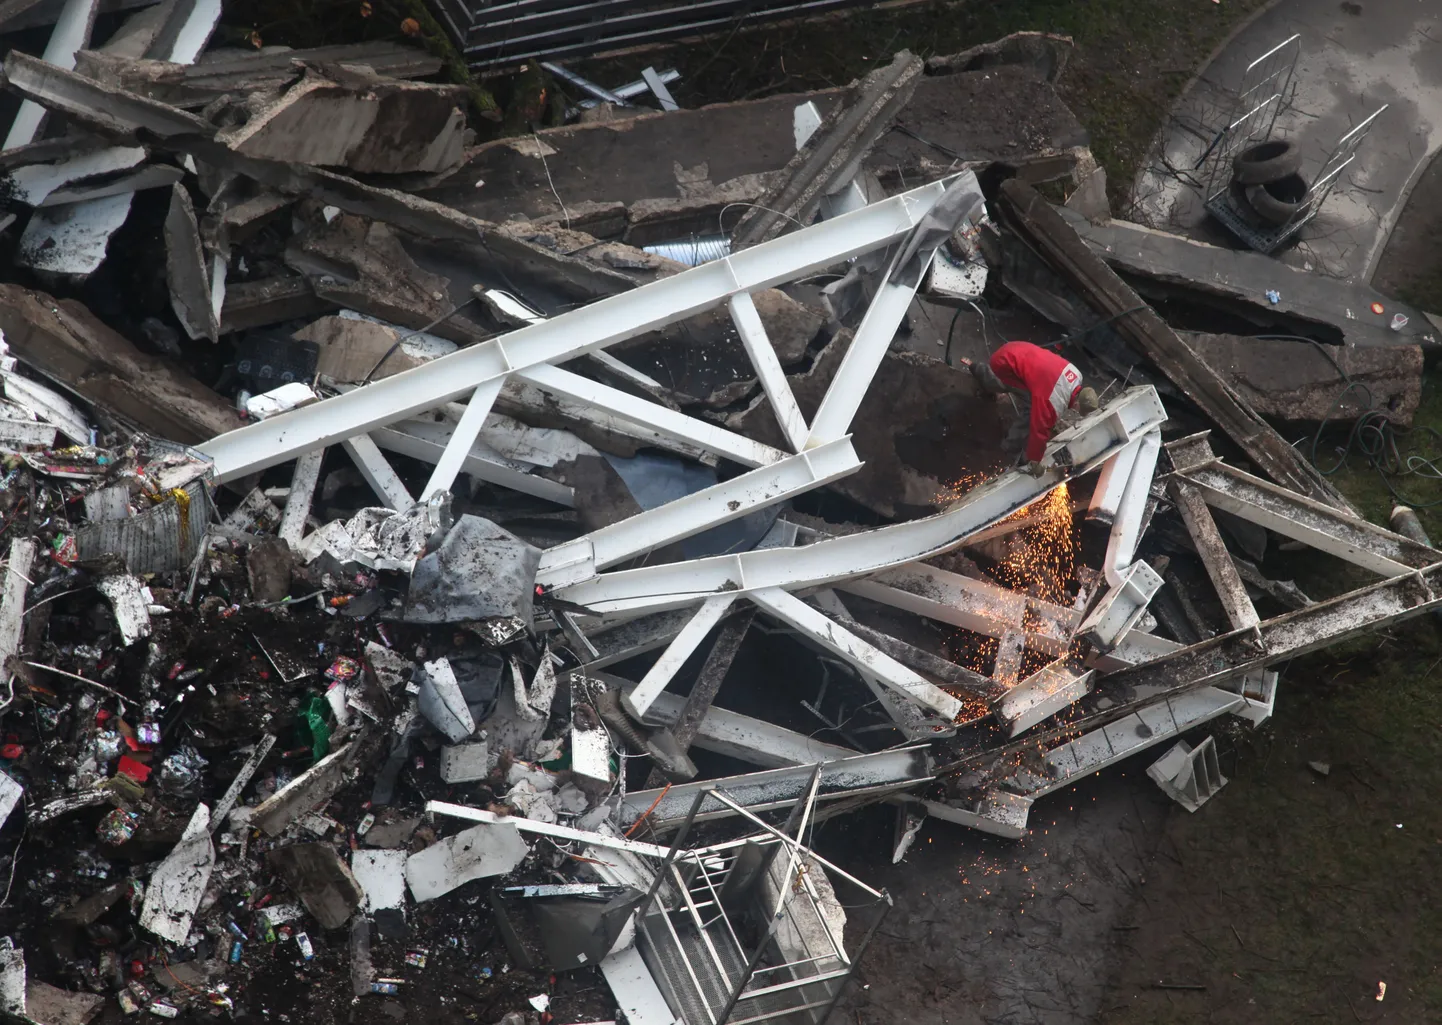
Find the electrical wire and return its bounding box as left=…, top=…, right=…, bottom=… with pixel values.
left=1297, top=337, right=1442, bottom=507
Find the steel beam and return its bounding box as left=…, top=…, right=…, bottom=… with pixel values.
left=421, top=379, right=503, bottom=500
left=342, top=434, right=413, bottom=511
left=614, top=746, right=934, bottom=830
left=1170, top=477, right=1259, bottom=631
left=1176, top=459, right=1440, bottom=577
left=557, top=387, right=1167, bottom=615
left=728, top=291, right=808, bottom=452
left=371, top=422, right=574, bottom=507
left=636, top=688, right=857, bottom=768
left=278, top=449, right=324, bottom=546
left=807, top=254, right=928, bottom=446
left=944, top=562, right=1442, bottom=786
left=537, top=438, right=860, bottom=587
left=748, top=586, right=965, bottom=720
left=621, top=594, right=737, bottom=719
left=199, top=178, right=957, bottom=481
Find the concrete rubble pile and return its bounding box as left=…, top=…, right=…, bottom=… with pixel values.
left=0, top=11, right=1434, bottom=1025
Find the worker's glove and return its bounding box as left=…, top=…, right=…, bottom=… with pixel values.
left=1023, top=460, right=1046, bottom=478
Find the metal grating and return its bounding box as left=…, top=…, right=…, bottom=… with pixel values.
left=429, top=0, right=883, bottom=72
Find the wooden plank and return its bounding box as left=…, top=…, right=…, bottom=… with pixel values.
left=995, top=178, right=1354, bottom=514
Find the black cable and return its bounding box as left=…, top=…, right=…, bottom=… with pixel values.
left=360, top=296, right=483, bottom=385
left=1300, top=337, right=1442, bottom=508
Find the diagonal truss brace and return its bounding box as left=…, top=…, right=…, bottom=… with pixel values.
left=198, top=177, right=959, bottom=482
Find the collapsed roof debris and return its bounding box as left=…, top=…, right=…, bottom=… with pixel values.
left=0, top=14, right=1431, bottom=1025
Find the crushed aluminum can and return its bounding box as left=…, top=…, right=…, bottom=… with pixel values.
left=149, top=1002, right=179, bottom=1018
left=356, top=813, right=375, bottom=836
left=370, top=982, right=399, bottom=995
left=127, top=982, right=151, bottom=1004
left=117, top=989, right=141, bottom=1015
left=157, top=746, right=208, bottom=791
left=229, top=940, right=243, bottom=964
left=137, top=723, right=161, bottom=745
left=97, top=808, right=138, bottom=846
left=295, top=932, right=314, bottom=960
left=404, top=950, right=427, bottom=969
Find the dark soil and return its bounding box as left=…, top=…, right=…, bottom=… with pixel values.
left=1372, top=147, right=1442, bottom=314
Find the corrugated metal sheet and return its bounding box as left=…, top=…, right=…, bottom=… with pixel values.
left=433, top=0, right=882, bottom=72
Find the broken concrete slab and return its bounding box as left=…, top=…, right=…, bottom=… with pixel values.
left=139, top=803, right=214, bottom=944
left=0, top=284, right=243, bottom=443
left=75, top=41, right=444, bottom=107
left=419, top=66, right=1085, bottom=246
left=0, top=539, right=36, bottom=682
left=925, top=30, right=1074, bottom=81
left=167, top=136, right=640, bottom=303
left=0, top=51, right=215, bottom=143
left=0, top=142, right=146, bottom=207
left=351, top=848, right=407, bottom=911
left=402, top=516, right=541, bottom=625
left=1182, top=331, right=1423, bottom=425
left=732, top=51, right=923, bottom=245
left=22, top=982, right=102, bottom=1025
left=15, top=192, right=134, bottom=277
left=268, top=842, right=364, bottom=929
left=164, top=183, right=219, bottom=342
left=404, top=821, right=529, bottom=902
left=363, top=813, right=420, bottom=849
left=0, top=938, right=23, bottom=1016
left=219, top=275, right=336, bottom=334
left=41, top=162, right=184, bottom=207
left=440, top=741, right=489, bottom=783
left=1055, top=206, right=1435, bottom=350
left=285, top=213, right=487, bottom=345
left=294, top=314, right=428, bottom=383
left=217, top=65, right=467, bottom=175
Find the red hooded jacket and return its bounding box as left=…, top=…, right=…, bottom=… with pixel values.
left=988, top=341, right=1083, bottom=461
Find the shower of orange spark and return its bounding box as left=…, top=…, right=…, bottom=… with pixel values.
left=993, top=485, right=1077, bottom=605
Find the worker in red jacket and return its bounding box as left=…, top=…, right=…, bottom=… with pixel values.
left=970, top=341, right=1098, bottom=475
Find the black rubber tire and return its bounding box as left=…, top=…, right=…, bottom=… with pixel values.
left=1245, top=173, right=1309, bottom=225
left=1232, top=139, right=1302, bottom=185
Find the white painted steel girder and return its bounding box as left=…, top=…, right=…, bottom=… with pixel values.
left=342, top=434, right=414, bottom=511
left=537, top=437, right=861, bottom=587
left=516, top=364, right=786, bottom=468
left=370, top=422, right=575, bottom=507
left=749, top=586, right=966, bottom=720
left=615, top=745, right=934, bottom=830
left=555, top=387, right=1167, bottom=615
left=621, top=594, right=737, bottom=719
left=198, top=178, right=957, bottom=481
left=729, top=291, right=808, bottom=452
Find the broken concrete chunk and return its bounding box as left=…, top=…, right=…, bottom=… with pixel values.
left=439, top=741, right=489, bottom=783
left=96, top=575, right=152, bottom=645
left=0, top=285, right=242, bottom=443
left=15, top=193, right=134, bottom=278
left=363, top=813, right=420, bottom=849
left=217, top=66, right=467, bottom=175
left=22, top=982, right=102, bottom=1025
left=268, top=842, right=365, bottom=929
left=294, top=315, right=425, bottom=383
left=418, top=658, right=477, bottom=743
left=404, top=821, right=529, bottom=902
left=350, top=849, right=407, bottom=911
left=1182, top=331, right=1423, bottom=425
left=139, top=803, right=214, bottom=944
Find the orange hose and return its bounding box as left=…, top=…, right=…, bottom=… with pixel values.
left=624, top=782, right=671, bottom=838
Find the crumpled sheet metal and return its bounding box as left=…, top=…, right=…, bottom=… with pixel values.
left=75, top=478, right=210, bottom=574
left=401, top=515, right=540, bottom=626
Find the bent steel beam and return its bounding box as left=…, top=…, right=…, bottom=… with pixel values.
left=556, top=387, right=1167, bottom=615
